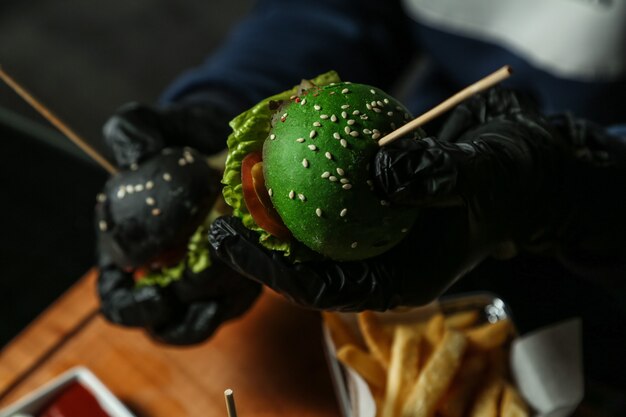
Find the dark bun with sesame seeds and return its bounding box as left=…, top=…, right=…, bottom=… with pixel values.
left=96, top=147, right=221, bottom=269
left=262, top=82, right=420, bottom=261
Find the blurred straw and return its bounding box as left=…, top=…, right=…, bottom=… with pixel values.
left=224, top=389, right=238, bottom=417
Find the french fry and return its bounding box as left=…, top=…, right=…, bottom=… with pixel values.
left=468, top=376, right=504, bottom=417
left=465, top=319, right=513, bottom=351
left=487, top=347, right=509, bottom=379
left=401, top=330, right=468, bottom=417
left=425, top=313, right=445, bottom=346
left=444, top=310, right=480, bottom=330
left=336, top=344, right=387, bottom=390
left=438, top=353, right=488, bottom=417
left=322, top=311, right=362, bottom=350
left=372, top=391, right=385, bottom=416
left=469, top=346, right=508, bottom=417
left=420, top=313, right=445, bottom=365
left=358, top=311, right=393, bottom=368
left=381, top=325, right=422, bottom=417
left=332, top=308, right=529, bottom=417
left=500, top=383, right=530, bottom=417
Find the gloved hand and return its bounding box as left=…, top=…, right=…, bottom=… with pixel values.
left=95, top=146, right=261, bottom=345
left=103, top=101, right=233, bottom=169
left=97, top=251, right=261, bottom=345
left=209, top=88, right=626, bottom=311
left=209, top=210, right=485, bottom=310
left=546, top=114, right=626, bottom=282
left=375, top=88, right=568, bottom=255
left=377, top=89, right=626, bottom=281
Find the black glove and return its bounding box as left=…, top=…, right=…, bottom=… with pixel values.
left=103, top=102, right=232, bottom=169
left=209, top=88, right=626, bottom=311
left=546, top=114, right=626, bottom=283
left=376, top=88, right=567, bottom=254
left=97, top=251, right=261, bottom=345
left=377, top=88, right=626, bottom=282
left=209, top=212, right=485, bottom=311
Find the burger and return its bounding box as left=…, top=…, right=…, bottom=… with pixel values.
left=96, top=147, right=224, bottom=285
left=95, top=147, right=261, bottom=346
left=223, top=71, right=421, bottom=261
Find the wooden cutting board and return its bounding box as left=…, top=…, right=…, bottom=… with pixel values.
left=0, top=270, right=340, bottom=417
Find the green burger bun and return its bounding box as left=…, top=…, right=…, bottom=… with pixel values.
left=222, top=72, right=421, bottom=262
left=262, top=82, right=420, bottom=261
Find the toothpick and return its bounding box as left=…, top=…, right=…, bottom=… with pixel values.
left=224, top=389, right=238, bottom=417
left=378, top=65, right=513, bottom=147
left=0, top=66, right=118, bottom=174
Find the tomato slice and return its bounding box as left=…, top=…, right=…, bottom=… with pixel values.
left=133, top=267, right=149, bottom=282
left=149, top=246, right=187, bottom=269
left=241, top=152, right=291, bottom=240
left=132, top=246, right=187, bottom=283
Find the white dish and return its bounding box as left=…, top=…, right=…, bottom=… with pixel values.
left=0, top=367, right=135, bottom=417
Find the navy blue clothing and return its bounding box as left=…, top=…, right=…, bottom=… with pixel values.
left=160, top=0, right=626, bottom=133
left=161, top=0, right=412, bottom=118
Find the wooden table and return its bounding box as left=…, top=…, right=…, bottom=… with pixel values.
left=0, top=270, right=340, bottom=417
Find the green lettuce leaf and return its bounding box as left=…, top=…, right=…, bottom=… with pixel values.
left=135, top=207, right=223, bottom=288
left=222, top=71, right=341, bottom=257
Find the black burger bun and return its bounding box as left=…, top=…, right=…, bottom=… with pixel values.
left=96, top=147, right=220, bottom=269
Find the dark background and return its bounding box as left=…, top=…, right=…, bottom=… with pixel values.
left=0, top=0, right=252, bottom=346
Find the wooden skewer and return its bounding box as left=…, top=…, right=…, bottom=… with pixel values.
left=224, top=389, right=239, bottom=417
left=378, top=65, right=513, bottom=147
left=0, top=66, right=118, bottom=174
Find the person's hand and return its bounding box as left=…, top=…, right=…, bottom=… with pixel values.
left=375, top=87, right=567, bottom=255
left=209, top=211, right=486, bottom=311
left=376, top=88, right=626, bottom=281
left=208, top=88, right=607, bottom=311
left=95, top=147, right=261, bottom=344
left=97, top=252, right=261, bottom=345
left=103, top=102, right=232, bottom=169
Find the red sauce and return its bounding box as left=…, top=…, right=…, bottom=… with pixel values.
left=39, top=381, right=110, bottom=417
